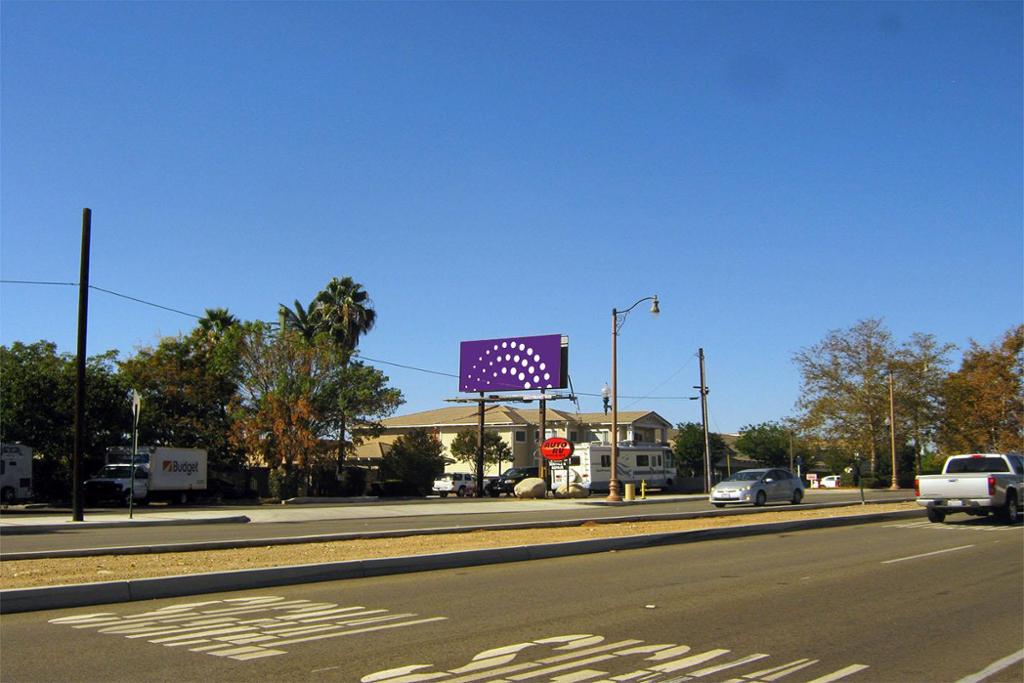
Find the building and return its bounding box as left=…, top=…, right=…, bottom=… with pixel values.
left=352, top=405, right=673, bottom=475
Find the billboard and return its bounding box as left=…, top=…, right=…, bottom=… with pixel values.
left=460, top=334, right=567, bottom=393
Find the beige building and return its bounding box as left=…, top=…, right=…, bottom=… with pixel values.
left=352, top=405, right=673, bottom=475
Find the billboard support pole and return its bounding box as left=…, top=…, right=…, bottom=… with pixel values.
left=476, top=393, right=485, bottom=498
left=538, top=389, right=547, bottom=489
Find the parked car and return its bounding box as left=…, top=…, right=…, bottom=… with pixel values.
left=710, top=468, right=804, bottom=507
left=821, top=475, right=842, bottom=488
left=432, top=472, right=477, bottom=498
left=487, top=467, right=539, bottom=497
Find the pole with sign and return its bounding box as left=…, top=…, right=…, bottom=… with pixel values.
left=541, top=438, right=574, bottom=494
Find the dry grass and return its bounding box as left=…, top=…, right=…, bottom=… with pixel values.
left=1, top=502, right=917, bottom=589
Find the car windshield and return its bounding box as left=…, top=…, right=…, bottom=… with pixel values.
left=722, top=470, right=767, bottom=482
left=503, top=469, right=523, bottom=477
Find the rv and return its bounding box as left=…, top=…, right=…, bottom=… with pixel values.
left=549, top=442, right=676, bottom=493
left=0, top=443, right=33, bottom=503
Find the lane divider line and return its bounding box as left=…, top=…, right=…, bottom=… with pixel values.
left=881, top=544, right=975, bottom=564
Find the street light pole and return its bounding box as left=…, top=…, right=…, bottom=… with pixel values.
left=608, top=295, right=659, bottom=503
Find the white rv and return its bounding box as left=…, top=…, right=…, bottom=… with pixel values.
left=0, top=443, right=34, bottom=503
left=549, top=442, right=676, bottom=493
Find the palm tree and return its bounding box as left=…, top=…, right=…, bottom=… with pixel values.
left=198, top=307, right=239, bottom=335
left=277, top=299, right=320, bottom=342
left=313, top=276, right=376, bottom=361
left=312, top=277, right=377, bottom=468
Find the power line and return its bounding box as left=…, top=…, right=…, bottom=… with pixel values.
left=2, top=278, right=695, bottom=398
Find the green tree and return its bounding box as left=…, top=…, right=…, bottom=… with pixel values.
left=893, top=332, right=955, bottom=473
left=379, top=428, right=445, bottom=496
left=230, top=324, right=337, bottom=496
left=794, top=319, right=897, bottom=476
left=672, top=422, right=726, bottom=477
left=278, top=299, right=320, bottom=342
left=197, top=307, right=239, bottom=335
left=119, top=322, right=245, bottom=469
left=449, top=429, right=512, bottom=471
left=0, top=341, right=129, bottom=501
left=940, top=325, right=1023, bottom=453
left=735, top=421, right=790, bottom=468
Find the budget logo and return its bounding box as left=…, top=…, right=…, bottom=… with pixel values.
left=162, top=460, right=200, bottom=475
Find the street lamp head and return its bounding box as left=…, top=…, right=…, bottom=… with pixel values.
left=650, top=296, right=660, bottom=316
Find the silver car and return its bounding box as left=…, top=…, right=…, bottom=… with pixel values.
left=709, top=468, right=804, bottom=507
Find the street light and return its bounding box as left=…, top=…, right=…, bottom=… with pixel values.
left=608, top=295, right=660, bottom=502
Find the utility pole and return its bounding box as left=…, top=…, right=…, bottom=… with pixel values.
left=476, top=392, right=485, bottom=497
left=889, top=369, right=899, bottom=490
left=72, top=209, right=91, bottom=522
left=696, top=348, right=711, bottom=494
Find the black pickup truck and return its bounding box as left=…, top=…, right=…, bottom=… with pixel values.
left=487, top=467, right=539, bottom=497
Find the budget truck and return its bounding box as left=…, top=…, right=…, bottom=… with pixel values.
left=84, top=447, right=207, bottom=506
left=915, top=453, right=1023, bottom=524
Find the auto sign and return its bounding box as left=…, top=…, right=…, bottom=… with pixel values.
left=540, top=438, right=574, bottom=461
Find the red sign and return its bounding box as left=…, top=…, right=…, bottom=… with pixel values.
left=541, top=438, right=574, bottom=461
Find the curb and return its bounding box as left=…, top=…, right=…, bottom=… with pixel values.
left=0, top=507, right=924, bottom=614
left=0, top=499, right=914, bottom=560
left=0, top=515, right=250, bottom=536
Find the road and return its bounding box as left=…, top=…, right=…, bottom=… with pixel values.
left=2, top=517, right=1020, bottom=682
left=0, top=490, right=908, bottom=555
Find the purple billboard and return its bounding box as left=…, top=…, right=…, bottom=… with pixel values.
left=460, top=334, right=566, bottom=393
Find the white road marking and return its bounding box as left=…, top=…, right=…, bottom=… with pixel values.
left=687, top=653, right=769, bottom=678
left=954, top=648, right=1024, bottom=683
left=882, top=544, right=975, bottom=564
left=49, top=595, right=447, bottom=662
left=803, top=664, right=870, bottom=682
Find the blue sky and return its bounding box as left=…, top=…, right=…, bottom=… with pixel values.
left=2, top=2, right=1021, bottom=433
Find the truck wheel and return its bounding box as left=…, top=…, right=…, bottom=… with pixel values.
left=996, top=492, right=1019, bottom=524
left=456, top=486, right=466, bottom=498
left=1, top=487, right=16, bottom=504
left=927, top=507, right=946, bottom=523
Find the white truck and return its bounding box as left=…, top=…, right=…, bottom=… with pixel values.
left=84, top=447, right=207, bottom=505
left=549, top=442, right=676, bottom=494
left=915, top=453, right=1022, bottom=524
left=0, top=443, right=33, bottom=503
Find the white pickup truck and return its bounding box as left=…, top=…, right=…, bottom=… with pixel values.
left=915, top=453, right=1022, bottom=524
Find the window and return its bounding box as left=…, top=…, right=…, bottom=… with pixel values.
left=570, top=456, right=581, bottom=466
left=946, top=457, right=1009, bottom=474
left=636, top=455, right=650, bottom=466
left=1010, top=455, right=1024, bottom=475
left=569, top=431, right=578, bottom=442
left=600, top=455, right=611, bottom=468
left=515, top=431, right=526, bottom=442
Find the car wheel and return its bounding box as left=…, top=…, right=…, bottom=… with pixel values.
left=439, top=492, right=448, bottom=498
left=791, top=489, right=803, bottom=505
left=755, top=491, right=767, bottom=507
left=996, top=492, right=1019, bottom=524
left=489, top=488, right=500, bottom=498
left=0, top=487, right=15, bottom=504
left=457, top=486, right=466, bottom=498
left=712, top=503, right=725, bottom=508
left=927, top=507, right=946, bottom=524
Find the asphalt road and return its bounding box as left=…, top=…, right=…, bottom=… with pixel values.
left=0, top=490, right=908, bottom=555
left=2, top=517, right=1020, bottom=682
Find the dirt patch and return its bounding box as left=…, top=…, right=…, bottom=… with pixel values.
left=1, top=502, right=918, bottom=590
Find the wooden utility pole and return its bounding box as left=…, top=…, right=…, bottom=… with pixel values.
left=538, top=389, right=547, bottom=482
left=72, top=209, right=91, bottom=522
left=697, top=348, right=711, bottom=493
left=889, top=370, right=899, bottom=490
